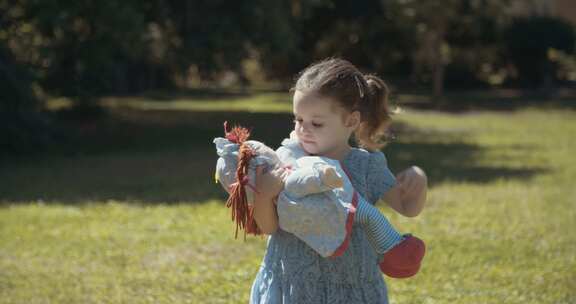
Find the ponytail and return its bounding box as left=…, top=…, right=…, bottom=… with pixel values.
left=354, top=74, right=393, bottom=151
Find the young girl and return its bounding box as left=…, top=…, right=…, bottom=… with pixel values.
left=250, top=58, right=428, bottom=304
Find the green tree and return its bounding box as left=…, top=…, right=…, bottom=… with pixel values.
left=380, top=0, right=511, bottom=101
left=505, top=16, right=575, bottom=90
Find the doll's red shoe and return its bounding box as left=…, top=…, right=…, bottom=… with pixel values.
left=379, top=234, right=426, bottom=278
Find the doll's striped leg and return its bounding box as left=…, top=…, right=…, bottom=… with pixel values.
left=354, top=196, right=426, bottom=278
left=354, top=197, right=403, bottom=253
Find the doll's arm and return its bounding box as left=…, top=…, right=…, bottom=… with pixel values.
left=283, top=164, right=343, bottom=199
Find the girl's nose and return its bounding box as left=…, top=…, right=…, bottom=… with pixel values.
left=298, top=122, right=311, bottom=135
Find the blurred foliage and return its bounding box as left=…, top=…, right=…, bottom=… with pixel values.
left=505, top=16, right=576, bottom=88
left=1, top=0, right=574, bottom=98
left=0, top=43, right=56, bottom=155
left=1, top=0, right=575, bottom=155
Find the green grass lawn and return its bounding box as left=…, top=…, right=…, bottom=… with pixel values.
left=1, top=94, right=575, bottom=303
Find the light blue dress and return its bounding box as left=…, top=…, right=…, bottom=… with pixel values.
left=250, top=148, right=397, bottom=304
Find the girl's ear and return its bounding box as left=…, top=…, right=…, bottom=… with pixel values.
left=345, top=110, right=361, bottom=130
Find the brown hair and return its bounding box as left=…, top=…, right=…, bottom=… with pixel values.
left=292, top=58, right=394, bottom=151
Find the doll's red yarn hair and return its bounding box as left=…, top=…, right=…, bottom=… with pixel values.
left=223, top=121, right=261, bottom=239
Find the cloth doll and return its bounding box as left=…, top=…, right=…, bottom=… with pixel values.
left=214, top=122, right=425, bottom=278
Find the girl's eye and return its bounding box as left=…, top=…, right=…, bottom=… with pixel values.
left=292, top=118, right=323, bottom=128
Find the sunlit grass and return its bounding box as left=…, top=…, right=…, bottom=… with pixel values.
left=0, top=201, right=266, bottom=303
left=2, top=95, right=576, bottom=303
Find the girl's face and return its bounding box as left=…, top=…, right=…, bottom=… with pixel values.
left=292, top=90, right=359, bottom=156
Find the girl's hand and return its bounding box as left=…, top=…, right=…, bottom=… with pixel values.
left=290, top=130, right=298, bottom=140
left=397, top=166, right=428, bottom=202
left=255, top=165, right=288, bottom=202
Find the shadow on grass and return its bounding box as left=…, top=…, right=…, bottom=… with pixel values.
left=0, top=108, right=549, bottom=205
left=386, top=122, right=550, bottom=184
left=386, top=142, right=549, bottom=185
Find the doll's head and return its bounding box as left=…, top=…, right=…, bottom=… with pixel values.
left=214, top=124, right=279, bottom=195
left=213, top=122, right=279, bottom=238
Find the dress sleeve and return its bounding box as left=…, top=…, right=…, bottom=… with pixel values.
left=366, top=151, right=397, bottom=204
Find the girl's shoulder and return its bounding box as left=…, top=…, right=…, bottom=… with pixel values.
left=346, top=148, right=396, bottom=203
left=345, top=147, right=390, bottom=170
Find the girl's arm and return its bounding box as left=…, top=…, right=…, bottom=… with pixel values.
left=382, top=166, right=428, bottom=217
left=252, top=166, right=287, bottom=234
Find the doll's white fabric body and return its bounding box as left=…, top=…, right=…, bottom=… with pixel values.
left=214, top=137, right=357, bottom=257
left=275, top=138, right=358, bottom=257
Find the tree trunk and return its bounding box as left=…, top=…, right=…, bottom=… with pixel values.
left=432, top=55, right=445, bottom=103
left=430, top=28, right=446, bottom=104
